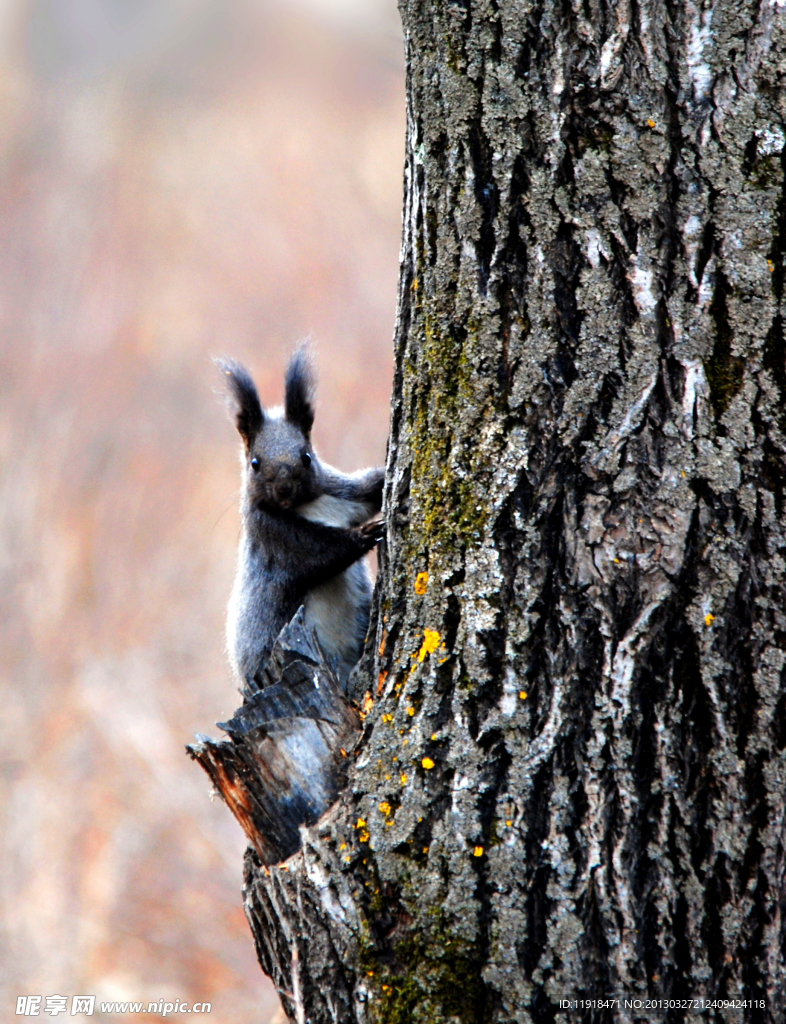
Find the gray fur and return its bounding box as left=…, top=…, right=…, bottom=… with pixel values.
left=218, top=350, right=384, bottom=693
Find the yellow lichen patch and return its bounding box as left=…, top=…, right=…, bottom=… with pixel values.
left=647, top=118, right=655, bottom=127
left=519, top=691, right=527, bottom=700
left=362, top=692, right=373, bottom=714
left=377, top=670, right=387, bottom=695
left=400, top=772, right=407, bottom=785
left=356, top=818, right=366, bottom=829
left=414, top=571, right=429, bottom=594
left=430, top=732, right=436, bottom=740
left=417, top=629, right=441, bottom=662
left=381, top=713, right=393, bottom=724
left=505, top=820, right=512, bottom=827
left=407, top=707, right=415, bottom=717
left=379, top=801, right=392, bottom=816
left=705, top=613, right=715, bottom=626
left=473, top=846, right=484, bottom=857
left=768, top=259, right=775, bottom=272
left=359, top=830, right=370, bottom=843
left=422, top=757, right=435, bottom=770
left=423, top=847, right=429, bottom=854
left=378, top=631, right=386, bottom=657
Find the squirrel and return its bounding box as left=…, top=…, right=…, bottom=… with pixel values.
left=217, top=346, right=385, bottom=694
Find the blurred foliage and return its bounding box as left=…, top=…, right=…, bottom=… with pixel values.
left=0, top=1, right=401, bottom=1019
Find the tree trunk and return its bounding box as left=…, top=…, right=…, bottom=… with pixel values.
left=204, top=0, right=786, bottom=1020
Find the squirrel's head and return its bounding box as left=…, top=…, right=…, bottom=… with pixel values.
left=217, top=346, right=320, bottom=511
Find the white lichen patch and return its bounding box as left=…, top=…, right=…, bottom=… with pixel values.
left=501, top=666, right=520, bottom=717
left=682, top=215, right=703, bottom=287
left=628, top=263, right=657, bottom=316
left=553, top=37, right=565, bottom=96
left=599, top=0, right=631, bottom=91
left=587, top=371, right=657, bottom=474
left=697, top=265, right=714, bottom=312
left=683, top=215, right=702, bottom=238
left=637, top=0, right=654, bottom=67
left=681, top=358, right=709, bottom=437
left=585, top=228, right=603, bottom=269
left=756, top=125, right=785, bottom=156
left=686, top=4, right=714, bottom=102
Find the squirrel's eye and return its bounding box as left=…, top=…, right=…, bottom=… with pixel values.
left=250, top=457, right=260, bottom=472
left=301, top=452, right=312, bottom=468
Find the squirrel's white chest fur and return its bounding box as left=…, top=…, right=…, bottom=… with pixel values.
left=295, top=495, right=373, bottom=684
left=297, top=494, right=368, bottom=529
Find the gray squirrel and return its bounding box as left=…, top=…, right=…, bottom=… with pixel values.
left=217, top=347, right=385, bottom=694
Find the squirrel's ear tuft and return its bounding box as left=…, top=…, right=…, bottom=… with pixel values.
left=215, top=358, right=264, bottom=448
left=284, top=344, right=316, bottom=436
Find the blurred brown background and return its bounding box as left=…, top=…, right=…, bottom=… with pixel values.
left=0, top=0, right=403, bottom=1019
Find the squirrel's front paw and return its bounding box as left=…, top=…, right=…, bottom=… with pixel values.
left=357, top=518, right=385, bottom=546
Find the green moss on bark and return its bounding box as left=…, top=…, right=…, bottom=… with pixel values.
left=365, top=928, right=491, bottom=1024
left=407, top=307, right=491, bottom=552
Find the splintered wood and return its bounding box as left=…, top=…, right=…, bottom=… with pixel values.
left=188, top=609, right=361, bottom=865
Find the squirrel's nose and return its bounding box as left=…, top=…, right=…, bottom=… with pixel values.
left=274, top=470, right=294, bottom=501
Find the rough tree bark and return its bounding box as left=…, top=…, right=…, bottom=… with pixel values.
left=198, top=0, right=786, bottom=1020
